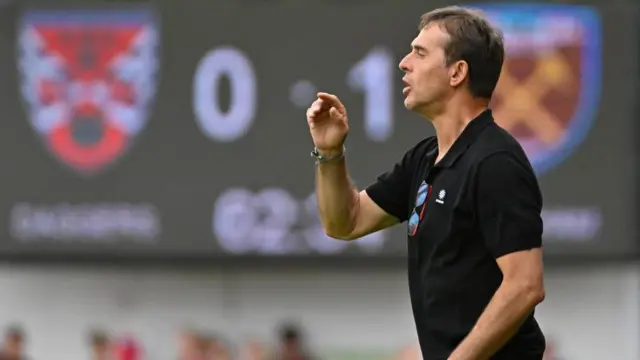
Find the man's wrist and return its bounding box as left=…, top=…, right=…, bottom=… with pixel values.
left=311, top=146, right=346, bottom=164
left=315, top=147, right=344, bottom=158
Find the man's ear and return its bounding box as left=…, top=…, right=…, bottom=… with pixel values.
left=449, top=60, right=468, bottom=88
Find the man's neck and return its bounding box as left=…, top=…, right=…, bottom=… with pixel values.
left=428, top=99, right=489, bottom=162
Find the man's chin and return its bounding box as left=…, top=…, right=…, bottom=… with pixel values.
left=403, top=98, right=415, bottom=110
left=404, top=99, right=431, bottom=118
left=404, top=99, right=422, bottom=112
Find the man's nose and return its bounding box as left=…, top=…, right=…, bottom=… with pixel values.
left=399, top=54, right=410, bottom=72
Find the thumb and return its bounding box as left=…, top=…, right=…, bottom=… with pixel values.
left=329, top=107, right=341, bottom=119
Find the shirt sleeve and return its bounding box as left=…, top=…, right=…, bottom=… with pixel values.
left=365, top=150, right=415, bottom=223
left=476, top=152, right=543, bottom=258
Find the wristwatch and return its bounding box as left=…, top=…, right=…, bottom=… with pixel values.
left=310, top=146, right=346, bottom=164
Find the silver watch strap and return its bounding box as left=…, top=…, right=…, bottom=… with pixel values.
left=311, top=146, right=346, bottom=164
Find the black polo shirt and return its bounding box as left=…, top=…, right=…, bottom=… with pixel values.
left=366, top=110, right=545, bottom=360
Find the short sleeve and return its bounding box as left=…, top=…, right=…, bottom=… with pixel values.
left=365, top=150, right=414, bottom=223
left=476, top=152, right=543, bottom=258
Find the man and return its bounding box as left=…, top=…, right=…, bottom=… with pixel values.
left=238, top=339, right=267, bottom=360
left=88, top=329, right=112, bottom=360
left=178, top=328, right=205, bottom=360
left=199, top=333, right=230, bottom=360
left=306, top=6, right=546, bottom=360
left=113, top=337, right=141, bottom=360
left=271, top=323, right=314, bottom=360
left=0, top=325, right=28, bottom=360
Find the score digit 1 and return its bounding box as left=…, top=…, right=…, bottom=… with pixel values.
left=347, top=47, right=395, bottom=142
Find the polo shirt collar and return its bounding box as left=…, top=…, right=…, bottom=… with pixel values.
left=432, top=109, right=494, bottom=168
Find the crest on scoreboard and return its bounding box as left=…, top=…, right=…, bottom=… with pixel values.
left=17, top=8, right=160, bottom=175
left=475, top=4, right=601, bottom=175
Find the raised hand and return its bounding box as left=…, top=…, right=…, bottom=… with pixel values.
left=306, top=92, right=349, bottom=155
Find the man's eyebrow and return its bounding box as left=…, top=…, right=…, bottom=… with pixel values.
left=412, top=44, right=427, bottom=52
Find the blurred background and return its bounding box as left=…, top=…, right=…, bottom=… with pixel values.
left=0, top=0, right=637, bottom=359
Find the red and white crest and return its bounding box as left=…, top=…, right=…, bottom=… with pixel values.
left=17, top=8, right=159, bottom=175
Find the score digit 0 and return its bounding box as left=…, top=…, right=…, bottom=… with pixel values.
left=193, top=46, right=395, bottom=142
left=193, top=46, right=257, bottom=142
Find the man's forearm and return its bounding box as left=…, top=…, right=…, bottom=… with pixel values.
left=448, top=282, right=544, bottom=360
left=315, top=157, right=359, bottom=239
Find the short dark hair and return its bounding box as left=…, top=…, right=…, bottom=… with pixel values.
left=419, top=6, right=504, bottom=99
left=88, top=329, right=109, bottom=346
left=4, top=325, right=24, bottom=341
left=279, top=323, right=301, bottom=342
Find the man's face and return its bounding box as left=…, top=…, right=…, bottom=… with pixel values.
left=178, top=332, right=200, bottom=358
left=92, top=341, right=111, bottom=359
left=241, top=341, right=265, bottom=360
left=3, top=335, right=23, bottom=357
left=282, top=338, right=303, bottom=358
left=204, top=340, right=229, bottom=360
left=399, top=24, right=453, bottom=114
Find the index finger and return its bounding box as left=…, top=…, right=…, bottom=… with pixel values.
left=317, top=92, right=343, bottom=108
